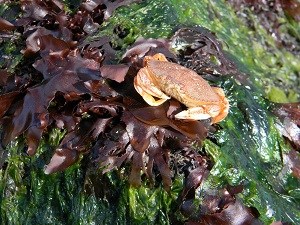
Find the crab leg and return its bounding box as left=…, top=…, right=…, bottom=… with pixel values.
left=174, top=107, right=212, bottom=120
left=211, top=87, right=229, bottom=123
left=134, top=67, right=170, bottom=106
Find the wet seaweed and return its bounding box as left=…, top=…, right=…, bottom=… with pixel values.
left=0, top=0, right=211, bottom=191
left=1, top=0, right=299, bottom=224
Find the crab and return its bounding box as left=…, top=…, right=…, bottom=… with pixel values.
left=134, top=53, right=229, bottom=123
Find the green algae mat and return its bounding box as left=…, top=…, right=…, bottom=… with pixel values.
left=1, top=0, right=299, bottom=224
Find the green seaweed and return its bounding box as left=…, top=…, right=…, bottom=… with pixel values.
left=0, top=2, right=23, bottom=71
left=88, top=0, right=178, bottom=52
left=99, top=0, right=300, bottom=223
left=168, top=0, right=300, bottom=102
left=1, top=0, right=300, bottom=224
left=203, top=78, right=300, bottom=223
left=0, top=131, right=183, bottom=225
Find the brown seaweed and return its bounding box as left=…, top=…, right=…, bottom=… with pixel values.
left=0, top=3, right=232, bottom=190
